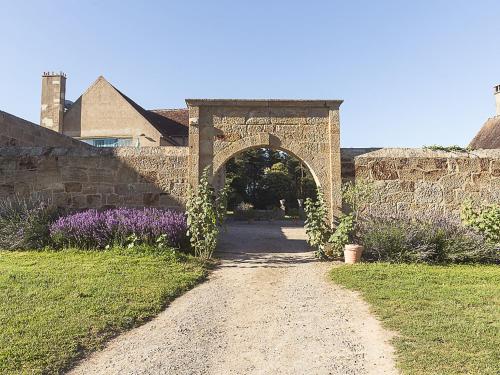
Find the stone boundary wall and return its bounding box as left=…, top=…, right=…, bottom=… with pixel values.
left=355, top=148, right=500, bottom=217
left=340, top=148, right=380, bottom=182
left=0, top=110, right=90, bottom=149
left=0, top=146, right=189, bottom=210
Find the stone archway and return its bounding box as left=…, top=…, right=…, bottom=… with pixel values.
left=185, top=99, right=343, bottom=219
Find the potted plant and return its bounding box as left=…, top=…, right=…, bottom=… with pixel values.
left=329, top=181, right=372, bottom=264
left=329, top=213, right=359, bottom=263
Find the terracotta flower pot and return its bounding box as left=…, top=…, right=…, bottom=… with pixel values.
left=344, top=244, right=364, bottom=264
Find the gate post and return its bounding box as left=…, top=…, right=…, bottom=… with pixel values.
left=328, top=107, right=342, bottom=222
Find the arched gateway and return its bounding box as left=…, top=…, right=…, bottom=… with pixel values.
left=186, top=99, right=343, bottom=219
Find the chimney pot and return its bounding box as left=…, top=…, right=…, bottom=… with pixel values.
left=495, top=84, right=500, bottom=117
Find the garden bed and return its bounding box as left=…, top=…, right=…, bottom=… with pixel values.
left=331, top=263, right=500, bottom=375
left=0, top=249, right=207, bottom=374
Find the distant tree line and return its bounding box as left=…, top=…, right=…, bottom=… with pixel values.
left=225, top=148, right=317, bottom=210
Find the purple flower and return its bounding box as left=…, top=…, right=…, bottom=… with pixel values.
left=50, top=208, right=187, bottom=249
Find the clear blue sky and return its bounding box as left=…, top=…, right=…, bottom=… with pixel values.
left=1, top=0, right=499, bottom=147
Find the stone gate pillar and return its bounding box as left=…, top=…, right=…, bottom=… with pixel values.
left=328, top=108, right=342, bottom=219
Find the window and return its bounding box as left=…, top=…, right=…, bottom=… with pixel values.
left=81, top=138, right=133, bottom=147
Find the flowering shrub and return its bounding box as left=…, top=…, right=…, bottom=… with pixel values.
left=0, top=195, right=62, bottom=250
left=359, top=213, right=498, bottom=264
left=50, top=208, right=187, bottom=250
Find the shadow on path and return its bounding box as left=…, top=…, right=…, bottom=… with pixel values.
left=216, top=221, right=316, bottom=268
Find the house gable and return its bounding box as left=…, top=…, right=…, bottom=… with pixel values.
left=63, top=76, right=164, bottom=146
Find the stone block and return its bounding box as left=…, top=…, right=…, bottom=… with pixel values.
left=397, top=168, right=425, bottom=181
left=53, top=192, right=71, bottom=206
left=414, top=181, right=443, bottom=204
left=114, top=184, right=131, bottom=195
left=62, top=167, right=89, bottom=182
left=456, top=158, right=482, bottom=173
left=116, top=165, right=139, bottom=182
left=369, top=161, right=399, bottom=180
left=137, top=171, right=157, bottom=184
left=490, top=161, right=500, bottom=177
left=70, top=195, right=87, bottom=208
left=143, top=193, right=159, bottom=206
left=438, top=173, right=464, bottom=190
left=471, top=172, right=491, bottom=186
left=65, top=182, right=82, bottom=193
left=106, top=194, right=121, bottom=205
left=86, top=194, right=102, bottom=208
left=423, top=169, right=448, bottom=181
left=88, top=169, right=115, bottom=184
left=131, top=183, right=163, bottom=194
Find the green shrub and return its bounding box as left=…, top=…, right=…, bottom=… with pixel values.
left=461, top=200, right=500, bottom=244
left=304, top=188, right=331, bottom=258
left=186, top=167, right=228, bottom=259
left=359, top=214, right=497, bottom=264
left=423, top=144, right=471, bottom=152
left=0, top=195, right=62, bottom=250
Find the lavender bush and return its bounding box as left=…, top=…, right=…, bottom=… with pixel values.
left=0, top=195, right=62, bottom=250
left=50, top=208, right=187, bottom=250
left=358, top=213, right=498, bottom=264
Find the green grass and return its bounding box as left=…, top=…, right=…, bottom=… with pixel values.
left=331, top=263, right=500, bottom=375
left=0, top=249, right=207, bottom=374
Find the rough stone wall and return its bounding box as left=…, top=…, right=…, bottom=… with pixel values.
left=187, top=99, right=343, bottom=218
left=340, top=148, right=381, bottom=182
left=0, top=147, right=189, bottom=210
left=0, top=110, right=89, bottom=148
left=355, top=148, right=500, bottom=217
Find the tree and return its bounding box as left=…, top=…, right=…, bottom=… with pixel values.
left=257, top=162, right=294, bottom=209
left=225, top=148, right=317, bottom=210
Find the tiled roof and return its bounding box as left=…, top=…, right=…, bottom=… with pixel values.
left=112, top=86, right=188, bottom=145
left=150, top=109, right=189, bottom=127
left=469, top=116, right=500, bottom=149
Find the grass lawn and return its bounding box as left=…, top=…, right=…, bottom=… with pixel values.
left=0, top=249, right=207, bottom=374
left=331, top=263, right=500, bottom=375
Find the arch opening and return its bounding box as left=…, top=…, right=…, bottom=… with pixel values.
left=214, top=146, right=319, bottom=215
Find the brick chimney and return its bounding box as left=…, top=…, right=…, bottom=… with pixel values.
left=495, top=84, right=500, bottom=117
left=40, top=72, right=66, bottom=132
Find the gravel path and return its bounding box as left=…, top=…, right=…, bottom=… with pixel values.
left=69, top=222, right=397, bottom=375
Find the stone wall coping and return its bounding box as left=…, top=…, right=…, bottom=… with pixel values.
left=185, top=99, right=343, bottom=109
left=0, top=110, right=91, bottom=149
left=355, top=147, right=500, bottom=159
left=0, top=146, right=189, bottom=157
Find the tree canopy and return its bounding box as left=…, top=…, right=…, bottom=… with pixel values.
left=225, top=148, right=317, bottom=210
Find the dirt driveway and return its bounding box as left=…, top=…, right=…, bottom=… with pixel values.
left=70, top=222, right=397, bottom=375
